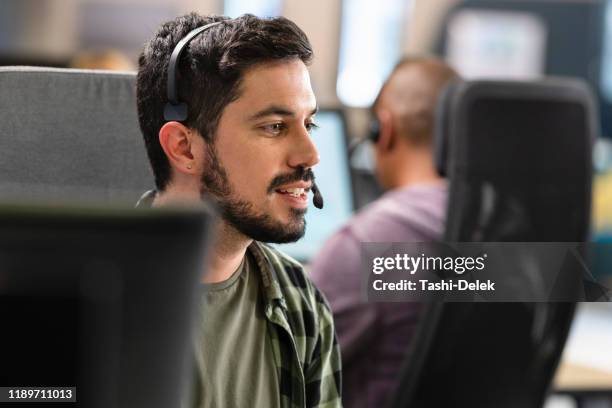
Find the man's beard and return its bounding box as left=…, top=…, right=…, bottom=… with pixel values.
left=199, top=144, right=311, bottom=244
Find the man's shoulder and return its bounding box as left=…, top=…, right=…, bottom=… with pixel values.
left=254, top=242, right=330, bottom=310
left=360, top=182, right=447, bottom=218
left=252, top=244, right=341, bottom=406
left=310, top=182, right=448, bottom=282
left=348, top=182, right=448, bottom=241
left=256, top=242, right=303, bottom=277
left=256, top=243, right=316, bottom=291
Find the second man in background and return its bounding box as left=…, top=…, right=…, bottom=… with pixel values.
left=311, top=56, right=459, bottom=408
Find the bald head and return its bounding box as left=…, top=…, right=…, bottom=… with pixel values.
left=375, top=57, right=458, bottom=145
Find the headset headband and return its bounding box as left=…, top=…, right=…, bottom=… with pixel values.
left=164, top=21, right=224, bottom=122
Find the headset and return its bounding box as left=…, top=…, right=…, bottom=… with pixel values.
left=369, top=117, right=380, bottom=144
left=164, top=21, right=223, bottom=122
left=348, top=116, right=380, bottom=159
left=163, top=21, right=324, bottom=209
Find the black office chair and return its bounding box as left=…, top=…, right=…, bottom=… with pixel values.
left=390, top=78, right=596, bottom=408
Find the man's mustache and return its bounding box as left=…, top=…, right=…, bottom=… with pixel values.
left=267, top=167, right=315, bottom=194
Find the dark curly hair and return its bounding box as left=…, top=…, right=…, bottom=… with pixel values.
left=136, top=13, right=313, bottom=190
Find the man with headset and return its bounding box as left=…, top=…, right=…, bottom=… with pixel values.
left=136, top=13, right=341, bottom=408
left=310, top=57, right=458, bottom=408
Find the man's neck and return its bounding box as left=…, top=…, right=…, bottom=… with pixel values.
left=396, top=165, right=443, bottom=189
left=205, top=221, right=252, bottom=284
left=390, top=145, right=443, bottom=190
left=153, top=189, right=252, bottom=284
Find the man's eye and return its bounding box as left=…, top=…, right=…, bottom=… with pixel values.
left=306, top=122, right=319, bottom=134
left=261, top=123, right=286, bottom=135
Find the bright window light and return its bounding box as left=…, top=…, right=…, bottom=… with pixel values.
left=337, top=0, right=408, bottom=107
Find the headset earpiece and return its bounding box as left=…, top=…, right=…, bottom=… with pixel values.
left=369, top=118, right=380, bottom=144
left=163, top=103, right=189, bottom=122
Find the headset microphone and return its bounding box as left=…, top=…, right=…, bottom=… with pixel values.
left=311, top=182, right=324, bottom=209
left=301, top=169, right=323, bottom=209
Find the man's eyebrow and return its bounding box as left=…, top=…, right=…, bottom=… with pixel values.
left=248, top=105, right=319, bottom=121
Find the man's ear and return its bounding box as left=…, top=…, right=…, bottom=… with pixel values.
left=376, top=109, right=395, bottom=153
left=158, top=121, right=200, bottom=176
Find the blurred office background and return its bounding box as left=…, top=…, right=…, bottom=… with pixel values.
left=2, top=0, right=612, bottom=237
left=1, top=1, right=612, bottom=406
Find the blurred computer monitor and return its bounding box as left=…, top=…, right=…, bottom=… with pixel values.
left=592, top=167, right=612, bottom=282
left=0, top=204, right=212, bottom=408
left=444, top=9, right=547, bottom=81
left=275, top=109, right=355, bottom=262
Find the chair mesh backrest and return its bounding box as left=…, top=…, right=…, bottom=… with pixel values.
left=0, top=66, right=153, bottom=204
left=391, top=78, right=595, bottom=408
left=440, top=78, right=594, bottom=242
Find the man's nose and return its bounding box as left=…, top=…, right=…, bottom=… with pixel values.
left=288, top=126, right=320, bottom=169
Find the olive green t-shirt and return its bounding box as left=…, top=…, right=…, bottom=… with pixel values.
left=193, top=252, right=280, bottom=408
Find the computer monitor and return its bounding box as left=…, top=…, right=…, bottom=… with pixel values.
left=275, top=109, right=355, bottom=262
left=0, top=204, right=213, bottom=408
left=591, top=169, right=612, bottom=282
left=444, top=9, right=547, bottom=80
